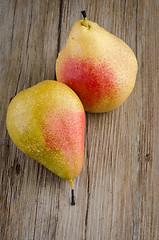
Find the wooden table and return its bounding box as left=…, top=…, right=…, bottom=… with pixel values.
left=0, top=0, right=158, bottom=239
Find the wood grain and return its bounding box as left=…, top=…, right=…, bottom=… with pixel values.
left=0, top=0, right=158, bottom=239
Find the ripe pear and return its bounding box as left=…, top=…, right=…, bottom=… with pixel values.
left=56, top=11, right=138, bottom=113
left=6, top=80, right=85, bottom=204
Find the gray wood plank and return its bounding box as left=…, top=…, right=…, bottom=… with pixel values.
left=0, top=0, right=62, bottom=239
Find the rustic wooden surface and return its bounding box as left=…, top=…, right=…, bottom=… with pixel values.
left=0, top=0, right=159, bottom=239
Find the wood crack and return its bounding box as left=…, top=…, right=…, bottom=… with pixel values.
left=14, top=66, right=22, bottom=95
left=135, top=0, right=138, bottom=57
left=84, top=167, right=90, bottom=240
left=54, top=0, right=63, bottom=80
left=47, top=188, right=54, bottom=237
left=53, top=179, right=60, bottom=240
left=32, top=164, right=40, bottom=240
left=134, top=1, right=140, bottom=239
left=10, top=0, right=17, bottom=50
left=46, top=0, right=50, bottom=15
left=84, top=115, right=90, bottom=240
left=5, top=187, right=12, bottom=238
left=26, top=0, right=33, bottom=54
left=123, top=0, right=126, bottom=26
left=22, top=55, right=29, bottom=90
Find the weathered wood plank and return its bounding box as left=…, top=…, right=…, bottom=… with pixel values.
left=135, top=1, right=159, bottom=239
left=0, top=0, right=62, bottom=239
left=57, top=1, right=140, bottom=240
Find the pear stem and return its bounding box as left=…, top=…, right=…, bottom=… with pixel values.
left=69, top=179, right=75, bottom=205
left=71, top=189, right=75, bottom=205
left=81, top=10, right=88, bottom=28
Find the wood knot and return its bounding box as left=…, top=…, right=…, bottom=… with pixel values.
left=16, top=164, right=21, bottom=175
left=145, top=153, right=151, bottom=163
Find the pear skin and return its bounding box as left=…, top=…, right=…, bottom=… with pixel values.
left=56, top=12, right=138, bottom=113
left=6, top=80, right=85, bottom=203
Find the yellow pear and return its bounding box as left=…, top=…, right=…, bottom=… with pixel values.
left=6, top=80, right=85, bottom=204
left=56, top=11, right=138, bottom=113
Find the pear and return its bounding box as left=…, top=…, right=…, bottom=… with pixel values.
left=56, top=11, right=138, bottom=113
left=6, top=80, right=85, bottom=205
